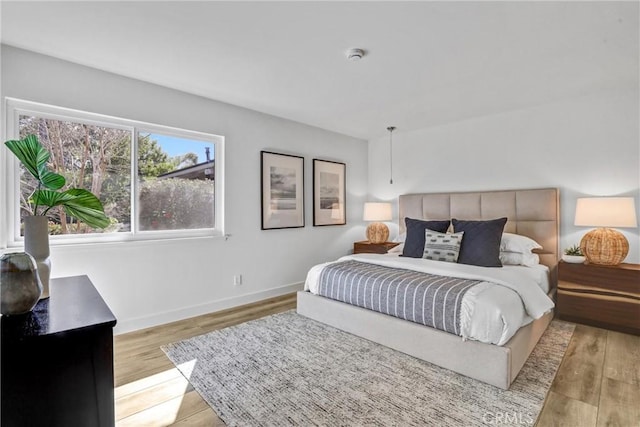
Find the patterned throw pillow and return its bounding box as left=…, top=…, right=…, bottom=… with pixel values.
left=423, top=230, right=464, bottom=263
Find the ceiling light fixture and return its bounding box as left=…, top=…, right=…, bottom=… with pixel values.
left=387, top=126, right=395, bottom=184
left=346, top=48, right=365, bottom=61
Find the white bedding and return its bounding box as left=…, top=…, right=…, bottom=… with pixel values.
left=304, top=254, right=554, bottom=345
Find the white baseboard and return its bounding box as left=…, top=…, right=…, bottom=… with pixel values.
left=114, top=281, right=304, bottom=335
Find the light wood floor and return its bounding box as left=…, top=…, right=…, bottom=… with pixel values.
left=114, top=293, right=639, bottom=426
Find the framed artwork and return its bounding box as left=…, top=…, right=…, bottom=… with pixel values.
left=313, top=159, right=346, bottom=226
left=261, top=151, right=305, bottom=229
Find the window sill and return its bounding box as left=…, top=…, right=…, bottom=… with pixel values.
left=5, top=230, right=228, bottom=251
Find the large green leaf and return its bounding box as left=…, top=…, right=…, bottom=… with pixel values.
left=5, top=135, right=49, bottom=180
left=32, top=190, right=77, bottom=208
left=34, top=189, right=110, bottom=229
left=38, top=168, right=65, bottom=191
left=7, top=135, right=110, bottom=230
left=61, top=189, right=111, bottom=229
left=5, top=135, right=65, bottom=189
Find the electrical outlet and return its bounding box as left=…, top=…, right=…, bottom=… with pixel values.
left=233, top=275, right=242, bottom=286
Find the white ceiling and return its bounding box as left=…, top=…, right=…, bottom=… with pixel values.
left=1, top=1, right=638, bottom=140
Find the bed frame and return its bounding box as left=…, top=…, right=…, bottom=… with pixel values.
left=297, top=188, right=559, bottom=389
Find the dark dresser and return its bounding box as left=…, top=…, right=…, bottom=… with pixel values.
left=1, top=275, right=117, bottom=427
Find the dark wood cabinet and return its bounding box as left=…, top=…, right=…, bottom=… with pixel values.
left=1, top=275, right=117, bottom=427
left=557, top=261, right=639, bottom=335
left=353, top=241, right=400, bottom=254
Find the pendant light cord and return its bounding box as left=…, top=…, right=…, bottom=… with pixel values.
left=387, top=126, right=395, bottom=184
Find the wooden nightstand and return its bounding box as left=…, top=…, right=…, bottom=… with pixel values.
left=557, top=261, right=640, bottom=335
left=353, top=241, right=400, bottom=254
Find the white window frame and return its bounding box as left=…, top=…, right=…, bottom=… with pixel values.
left=2, top=98, right=225, bottom=247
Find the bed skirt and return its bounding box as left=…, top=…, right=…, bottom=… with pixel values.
left=296, top=290, right=554, bottom=390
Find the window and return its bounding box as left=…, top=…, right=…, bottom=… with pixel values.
left=4, top=99, right=224, bottom=245
left=17, top=115, right=132, bottom=235
left=137, top=132, right=215, bottom=231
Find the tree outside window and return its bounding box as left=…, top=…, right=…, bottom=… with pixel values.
left=15, top=115, right=217, bottom=237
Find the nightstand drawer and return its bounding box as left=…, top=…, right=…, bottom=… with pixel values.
left=353, top=241, right=399, bottom=254
left=557, top=285, right=640, bottom=335
left=559, top=262, right=639, bottom=294
left=557, top=261, right=640, bottom=335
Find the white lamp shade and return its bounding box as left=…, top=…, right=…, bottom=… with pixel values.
left=363, top=202, right=392, bottom=222
left=575, top=197, right=638, bottom=228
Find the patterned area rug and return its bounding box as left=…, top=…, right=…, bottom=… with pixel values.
left=162, top=311, right=574, bottom=426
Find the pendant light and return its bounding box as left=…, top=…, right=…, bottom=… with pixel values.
left=387, top=126, right=395, bottom=184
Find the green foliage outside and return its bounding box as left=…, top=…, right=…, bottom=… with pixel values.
left=138, top=134, right=174, bottom=177
left=138, top=134, right=200, bottom=177
left=139, top=178, right=214, bottom=230
left=16, top=116, right=212, bottom=234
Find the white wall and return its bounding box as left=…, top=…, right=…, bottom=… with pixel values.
left=1, top=46, right=368, bottom=333
left=368, top=89, right=640, bottom=263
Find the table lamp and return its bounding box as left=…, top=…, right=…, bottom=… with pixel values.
left=574, top=197, right=637, bottom=265
left=363, top=202, right=392, bottom=244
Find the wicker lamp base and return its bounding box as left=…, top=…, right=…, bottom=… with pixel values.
left=366, top=222, right=389, bottom=244
left=580, top=228, right=629, bottom=265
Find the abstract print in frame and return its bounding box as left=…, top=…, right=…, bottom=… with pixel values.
left=313, top=159, right=346, bottom=226
left=261, top=151, right=305, bottom=229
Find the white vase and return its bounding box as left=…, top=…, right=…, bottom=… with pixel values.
left=24, top=216, right=51, bottom=299
left=562, top=254, right=586, bottom=264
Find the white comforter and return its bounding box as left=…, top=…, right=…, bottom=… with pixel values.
left=304, top=254, right=555, bottom=345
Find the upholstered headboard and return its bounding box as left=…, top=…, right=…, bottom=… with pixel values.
left=398, top=188, right=560, bottom=274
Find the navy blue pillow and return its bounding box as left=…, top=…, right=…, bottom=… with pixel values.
left=402, top=218, right=451, bottom=258
left=452, top=217, right=508, bottom=267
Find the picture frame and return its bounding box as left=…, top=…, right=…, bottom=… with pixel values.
left=261, top=151, right=305, bottom=230
left=313, top=159, right=346, bottom=226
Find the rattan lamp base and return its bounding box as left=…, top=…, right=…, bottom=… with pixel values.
left=366, top=222, right=389, bottom=244
left=580, top=228, right=629, bottom=265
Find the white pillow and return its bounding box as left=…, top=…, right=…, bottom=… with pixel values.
left=388, top=243, right=404, bottom=254
left=499, top=251, right=540, bottom=267
left=393, top=232, right=406, bottom=243
left=500, top=233, right=542, bottom=254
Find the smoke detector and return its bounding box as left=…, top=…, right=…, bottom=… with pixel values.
left=346, top=48, right=365, bottom=61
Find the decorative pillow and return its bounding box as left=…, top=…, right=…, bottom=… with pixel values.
left=452, top=217, right=508, bottom=267
left=500, top=233, right=542, bottom=254
left=402, top=218, right=451, bottom=258
left=423, top=230, right=464, bottom=263
left=499, top=251, right=540, bottom=267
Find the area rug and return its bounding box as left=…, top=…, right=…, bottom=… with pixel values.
left=162, top=311, right=574, bottom=426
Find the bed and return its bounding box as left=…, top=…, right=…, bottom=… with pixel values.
left=297, top=188, right=559, bottom=389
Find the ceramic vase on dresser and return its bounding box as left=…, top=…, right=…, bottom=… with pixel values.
left=0, top=252, right=43, bottom=315
left=24, top=216, right=51, bottom=299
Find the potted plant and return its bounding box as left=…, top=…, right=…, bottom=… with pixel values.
left=562, top=244, right=586, bottom=264
left=4, top=134, right=110, bottom=298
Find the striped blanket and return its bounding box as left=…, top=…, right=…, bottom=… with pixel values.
left=317, top=260, right=482, bottom=336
